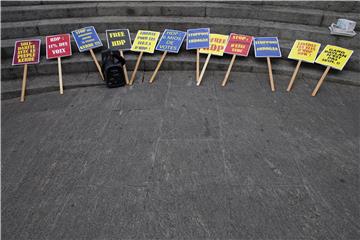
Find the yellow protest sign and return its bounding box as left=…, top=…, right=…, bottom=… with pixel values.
left=199, top=34, right=228, bottom=56
left=288, top=40, right=321, bottom=63
left=131, top=30, right=160, bottom=54
left=315, top=45, right=353, bottom=70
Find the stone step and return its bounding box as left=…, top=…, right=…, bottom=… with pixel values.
left=0, top=0, right=91, bottom=7
left=1, top=70, right=354, bottom=101
left=247, top=1, right=360, bottom=13
left=2, top=33, right=359, bottom=72
left=2, top=49, right=359, bottom=87
left=1, top=0, right=359, bottom=13
left=1, top=15, right=359, bottom=50
left=1, top=2, right=359, bottom=31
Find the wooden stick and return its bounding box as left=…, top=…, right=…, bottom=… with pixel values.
left=89, top=49, right=104, bottom=81
left=197, top=54, right=211, bottom=86
left=130, top=51, right=143, bottom=85
left=20, top=64, right=28, bottom=102
left=221, top=55, right=237, bottom=86
left=266, top=57, right=275, bottom=92
left=311, top=66, right=331, bottom=97
left=196, top=49, right=200, bottom=81
left=58, top=57, right=64, bottom=94
left=149, top=51, right=167, bottom=83
left=119, top=50, right=129, bottom=85
left=287, top=60, right=302, bottom=92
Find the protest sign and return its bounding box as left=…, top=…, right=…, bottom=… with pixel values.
left=46, top=34, right=72, bottom=94
left=46, top=34, right=72, bottom=59
left=12, top=39, right=41, bottom=65
left=288, top=40, right=321, bottom=63
left=287, top=40, right=321, bottom=91
left=315, top=45, right=353, bottom=70
left=12, top=39, right=41, bottom=102
left=199, top=34, right=228, bottom=56
left=311, top=45, right=353, bottom=96
left=186, top=28, right=210, bottom=50
left=156, top=29, right=186, bottom=53
left=186, top=28, right=210, bottom=81
left=224, top=33, right=253, bottom=56
left=106, top=29, right=132, bottom=50
left=253, top=37, right=281, bottom=58
left=197, top=34, right=228, bottom=86
left=254, top=37, right=281, bottom=91
left=222, top=33, right=253, bottom=86
left=131, top=30, right=160, bottom=54
left=72, top=26, right=104, bottom=80
left=106, top=29, right=132, bottom=84
left=149, top=29, right=186, bottom=83
left=72, top=26, right=103, bottom=52
left=130, top=30, right=160, bottom=85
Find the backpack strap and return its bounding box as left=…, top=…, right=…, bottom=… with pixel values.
left=111, top=51, right=126, bottom=66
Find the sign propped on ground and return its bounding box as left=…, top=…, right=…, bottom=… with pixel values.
left=72, top=26, right=104, bottom=80
left=222, top=33, right=253, bottom=86
left=254, top=37, right=281, bottom=91
left=186, top=28, right=210, bottom=82
left=106, top=29, right=132, bottom=84
left=287, top=40, right=321, bottom=91
left=46, top=34, right=72, bottom=95
left=12, top=39, right=41, bottom=102
left=311, top=45, right=353, bottom=96
left=130, top=30, right=160, bottom=84
left=197, top=33, right=228, bottom=86
left=149, top=29, right=186, bottom=83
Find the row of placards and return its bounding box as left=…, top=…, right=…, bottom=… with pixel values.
left=12, top=26, right=353, bottom=71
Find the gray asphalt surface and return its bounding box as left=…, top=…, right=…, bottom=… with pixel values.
left=1, top=71, right=359, bottom=239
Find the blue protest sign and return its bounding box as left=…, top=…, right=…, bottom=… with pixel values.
left=186, top=28, right=210, bottom=50
left=253, top=37, right=281, bottom=58
left=155, top=29, right=186, bottom=53
left=71, top=26, right=103, bottom=52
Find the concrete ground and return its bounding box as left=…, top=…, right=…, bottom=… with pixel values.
left=1, top=71, right=359, bottom=239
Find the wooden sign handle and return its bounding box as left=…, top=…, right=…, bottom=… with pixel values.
left=149, top=51, right=167, bottom=83
left=311, top=66, right=331, bottom=97
left=130, top=51, right=143, bottom=85
left=89, top=49, right=104, bottom=81
left=20, top=64, right=28, bottom=102
left=119, top=50, right=129, bottom=85
left=287, top=60, right=302, bottom=92
left=58, top=57, right=64, bottom=94
left=221, top=54, right=237, bottom=86
left=266, top=57, right=275, bottom=92
left=196, top=49, right=200, bottom=81
left=197, top=54, right=211, bottom=86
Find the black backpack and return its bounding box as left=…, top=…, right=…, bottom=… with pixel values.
left=101, top=49, right=126, bottom=88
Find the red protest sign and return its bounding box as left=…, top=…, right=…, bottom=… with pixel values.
left=12, top=39, right=41, bottom=65
left=46, top=34, right=72, bottom=59
left=224, top=33, right=253, bottom=56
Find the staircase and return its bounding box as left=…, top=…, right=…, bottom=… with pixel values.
left=1, top=1, right=359, bottom=94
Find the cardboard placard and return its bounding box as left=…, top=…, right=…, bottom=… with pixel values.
left=315, top=45, right=353, bottom=70
left=224, top=33, right=253, bottom=56
left=46, top=34, right=72, bottom=59
left=199, top=34, right=228, bottom=56
left=71, top=26, right=103, bottom=52
left=12, top=39, right=41, bottom=65
left=156, top=29, right=186, bottom=53
left=131, top=30, right=160, bottom=54
left=288, top=40, right=321, bottom=63
left=186, top=28, right=210, bottom=50
left=253, top=37, right=281, bottom=58
left=106, top=29, right=132, bottom=50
